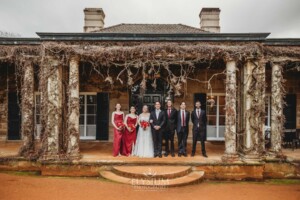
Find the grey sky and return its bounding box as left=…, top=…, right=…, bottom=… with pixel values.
left=0, top=0, right=299, bottom=38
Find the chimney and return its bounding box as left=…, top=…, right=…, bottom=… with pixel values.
left=84, top=8, right=105, bottom=33
left=199, top=8, right=221, bottom=33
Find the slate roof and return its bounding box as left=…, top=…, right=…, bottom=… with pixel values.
left=98, top=23, right=207, bottom=34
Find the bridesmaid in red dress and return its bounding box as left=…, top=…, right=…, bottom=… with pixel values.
left=122, top=106, right=138, bottom=156
left=112, top=103, right=125, bottom=157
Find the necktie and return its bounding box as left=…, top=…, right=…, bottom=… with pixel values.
left=168, top=109, right=171, bottom=118
left=182, top=110, right=185, bottom=126
left=197, top=110, right=200, bottom=118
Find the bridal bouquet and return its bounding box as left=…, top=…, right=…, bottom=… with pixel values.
left=117, top=122, right=125, bottom=130
left=128, top=124, right=135, bottom=132
left=140, top=121, right=150, bottom=130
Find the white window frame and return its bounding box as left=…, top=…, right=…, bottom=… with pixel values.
left=80, top=92, right=97, bottom=140
left=34, top=92, right=41, bottom=139
left=207, top=93, right=225, bottom=141
left=265, top=94, right=271, bottom=127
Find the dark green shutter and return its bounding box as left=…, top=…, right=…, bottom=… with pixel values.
left=96, top=93, right=109, bottom=140
left=284, top=94, right=296, bottom=129
left=8, top=92, right=21, bottom=140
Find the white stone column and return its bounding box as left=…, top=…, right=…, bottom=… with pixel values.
left=19, top=61, right=35, bottom=157
left=222, top=60, right=239, bottom=162
left=67, top=55, right=81, bottom=159
left=270, top=63, right=284, bottom=154
left=42, top=58, right=63, bottom=160
left=244, top=61, right=255, bottom=153
left=242, top=60, right=265, bottom=162
left=258, top=60, right=266, bottom=153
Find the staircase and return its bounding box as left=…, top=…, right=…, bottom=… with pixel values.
left=100, top=166, right=205, bottom=187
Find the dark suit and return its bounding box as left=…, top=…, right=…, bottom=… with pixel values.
left=150, top=109, right=166, bottom=156
left=191, top=108, right=207, bottom=155
left=177, top=110, right=190, bottom=155
left=164, top=108, right=177, bottom=154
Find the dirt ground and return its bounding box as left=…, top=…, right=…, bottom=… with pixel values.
left=0, top=172, right=299, bottom=200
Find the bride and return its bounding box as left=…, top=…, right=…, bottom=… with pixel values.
left=133, top=105, right=154, bottom=158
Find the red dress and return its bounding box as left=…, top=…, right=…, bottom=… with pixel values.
left=113, top=113, right=124, bottom=157
left=122, top=116, right=137, bottom=156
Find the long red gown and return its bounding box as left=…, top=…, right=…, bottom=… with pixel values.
left=122, top=116, right=137, bottom=156
left=113, top=113, right=124, bottom=157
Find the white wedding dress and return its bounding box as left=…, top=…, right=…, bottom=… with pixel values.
left=133, top=114, right=154, bottom=158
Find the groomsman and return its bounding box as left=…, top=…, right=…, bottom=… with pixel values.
left=164, top=100, right=177, bottom=157
left=150, top=101, right=166, bottom=158
left=176, top=102, right=190, bottom=157
left=191, top=100, right=208, bottom=157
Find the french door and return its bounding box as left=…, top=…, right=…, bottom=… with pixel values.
left=34, top=93, right=108, bottom=140
left=80, top=93, right=97, bottom=139
left=35, top=93, right=41, bottom=139
left=206, top=94, right=225, bottom=141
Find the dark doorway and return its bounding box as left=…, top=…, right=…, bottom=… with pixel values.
left=8, top=92, right=21, bottom=140
left=284, top=94, right=297, bottom=129
left=130, top=78, right=172, bottom=114
left=96, top=92, right=109, bottom=140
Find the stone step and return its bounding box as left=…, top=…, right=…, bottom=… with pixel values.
left=100, top=168, right=204, bottom=187
left=112, top=166, right=192, bottom=179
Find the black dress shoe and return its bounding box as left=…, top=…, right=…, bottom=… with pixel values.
left=191, top=153, right=195, bottom=157
left=164, top=153, right=169, bottom=157
left=171, top=153, right=175, bottom=157
left=202, top=153, right=208, bottom=158
left=183, top=153, right=187, bottom=157
left=178, top=153, right=182, bottom=157
left=159, top=154, right=162, bottom=158
left=154, top=154, right=158, bottom=158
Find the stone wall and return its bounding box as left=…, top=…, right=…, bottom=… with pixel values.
left=79, top=66, right=226, bottom=142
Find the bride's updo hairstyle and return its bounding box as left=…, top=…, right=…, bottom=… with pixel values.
left=142, top=105, right=149, bottom=113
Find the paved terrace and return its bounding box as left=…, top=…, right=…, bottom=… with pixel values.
left=0, top=141, right=299, bottom=164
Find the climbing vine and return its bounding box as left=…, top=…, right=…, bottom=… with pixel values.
left=0, top=41, right=298, bottom=160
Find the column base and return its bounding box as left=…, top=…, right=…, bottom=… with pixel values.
left=265, top=151, right=287, bottom=161
left=67, top=153, right=82, bottom=161
left=39, top=154, right=60, bottom=161
left=221, top=153, right=240, bottom=163
left=241, top=153, right=263, bottom=163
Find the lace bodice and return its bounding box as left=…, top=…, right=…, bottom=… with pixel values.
left=139, top=114, right=150, bottom=122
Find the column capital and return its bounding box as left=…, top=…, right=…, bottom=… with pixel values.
left=69, top=54, right=80, bottom=62
left=43, top=56, right=61, bottom=67
left=224, top=56, right=237, bottom=63
left=258, top=58, right=268, bottom=66
left=245, top=55, right=264, bottom=62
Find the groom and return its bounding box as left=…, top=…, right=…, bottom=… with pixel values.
left=150, top=101, right=166, bottom=158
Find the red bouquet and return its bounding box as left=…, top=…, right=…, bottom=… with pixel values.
left=128, top=124, right=135, bottom=132
left=117, top=122, right=125, bottom=130
left=140, top=121, right=150, bottom=130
